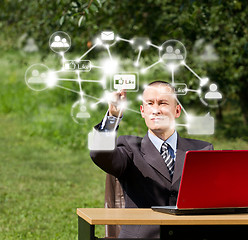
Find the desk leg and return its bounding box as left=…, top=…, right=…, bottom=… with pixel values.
left=78, top=216, right=95, bottom=240
left=160, top=225, right=246, bottom=240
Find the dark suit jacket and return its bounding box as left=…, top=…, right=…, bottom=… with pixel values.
left=90, top=132, right=213, bottom=238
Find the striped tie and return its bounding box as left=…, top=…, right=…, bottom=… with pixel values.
left=160, top=142, right=175, bottom=179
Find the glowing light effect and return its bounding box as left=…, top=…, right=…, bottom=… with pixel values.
left=102, top=59, right=119, bottom=75
left=46, top=71, right=57, bottom=88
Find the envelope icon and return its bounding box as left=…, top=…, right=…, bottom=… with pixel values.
left=101, top=31, right=115, bottom=41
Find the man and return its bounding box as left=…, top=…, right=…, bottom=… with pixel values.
left=90, top=81, right=213, bottom=238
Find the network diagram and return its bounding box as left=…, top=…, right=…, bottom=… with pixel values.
left=25, top=30, right=224, bottom=150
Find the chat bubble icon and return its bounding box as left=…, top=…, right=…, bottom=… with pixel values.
left=88, top=129, right=116, bottom=151
left=187, top=113, right=214, bottom=135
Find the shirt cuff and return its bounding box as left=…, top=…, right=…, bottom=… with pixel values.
left=100, top=110, right=123, bottom=131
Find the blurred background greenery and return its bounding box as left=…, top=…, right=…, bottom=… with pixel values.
left=1, top=0, right=248, bottom=239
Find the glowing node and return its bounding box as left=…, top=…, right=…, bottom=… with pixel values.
left=159, top=46, right=163, bottom=51
left=90, top=103, right=97, bottom=109
left=79, top=91, right=84, bottom=98
left=130, top=40, right=134, bottom=45
left=60, top=52, right=64, bottom=56
left=102, top=59, right=118, bottom=75
left=197, top=89, right=202, bottom=95
left=134, top=62, right=139, bottom=67
left=141, top=68, right=147, bottom=74
left=143, top=84, right=148, bottom=89
left=146, top=41, right=151, bottom=45
left=96, top=38, right=103, bottom=46
left=167, top=63, right=176, bottom=72
left=137, top=95, right=143, bottom=101
left=104, top=44, right=110, bottom=49
left=200, top=77, right=209, bottom=87
left=46, top=71, right=57, bottom=88
left=116, top=36, right=120, bottom=41
left=180, top=60, right=186, bottom=65
left=138, top=46, right=143, bottom=50
left=119, top=101, right=127, bottom=110
left=159, top=58, right=163, bottom=63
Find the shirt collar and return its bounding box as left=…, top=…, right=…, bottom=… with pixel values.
left=148, top=130, right=177, bottom=154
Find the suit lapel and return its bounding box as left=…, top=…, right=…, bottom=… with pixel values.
left=141, top=133, right=172, bottom=182
left=172, top=134, right=188, bottom=185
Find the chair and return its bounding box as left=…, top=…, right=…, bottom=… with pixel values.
left=105, top=173, right=125, bottom=238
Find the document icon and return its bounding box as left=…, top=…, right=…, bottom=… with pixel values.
left=101, top=31, right=115, bottom=41
left=187, top=113, right=215, bottom=135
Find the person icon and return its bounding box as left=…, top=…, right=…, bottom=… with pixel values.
left=51, top=35, right=63, bottom=48
left=28, top=69, right=46, bottom=84
left=76, top=105, right=90, bottom=119
left=162, top=46, right=183, bottom=60
left=205, top=84, right=222, bottom=99
left=49, top=31, right=71, bottom=53
left=61, top=38, right=69, bottom=47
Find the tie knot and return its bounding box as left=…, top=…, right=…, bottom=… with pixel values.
left=161, top=142, right=168, bottom=153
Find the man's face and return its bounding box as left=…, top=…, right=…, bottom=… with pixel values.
left=140, top=84, right=181, bottom=135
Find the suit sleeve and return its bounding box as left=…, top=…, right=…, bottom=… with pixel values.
left=90, top=135, right=133, bottom=178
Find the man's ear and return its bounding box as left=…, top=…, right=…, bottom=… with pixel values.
left=140, top=105, right=145, bottom=118
left=175, top=104, right=181, bottom=119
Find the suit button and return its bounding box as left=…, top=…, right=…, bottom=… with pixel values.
left=170, top=191, right=177, bottom=197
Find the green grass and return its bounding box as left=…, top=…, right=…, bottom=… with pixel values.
left=0, top=114, right=106, bottom=239
left=1, top=49, right=248, bottom=239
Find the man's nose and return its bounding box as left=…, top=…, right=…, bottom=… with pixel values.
left=151, top=105, right=161, bottom=114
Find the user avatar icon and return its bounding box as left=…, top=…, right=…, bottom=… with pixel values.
left=28, top=70, right=46, bottom=84
left=71, top=100, right=91, bottom=124
left=25, top=63, right=49, bottom=91
left=205, top=84, right=222, bottom=99
left=159, top=39, right=186, bottom=66
left=162, top=46, right=183, bottom=60
left=49, top=31, right=71, bottom=53
left=76, top=105, right=90, bottom=119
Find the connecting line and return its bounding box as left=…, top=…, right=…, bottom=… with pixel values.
left=105, top=46, right=113, bottom=61
left=83, top=93, right=102, bottom=101
left=113, top=110, right=122, bottom=132
left=135, top=47, right=143, bottom=66
left=175, top=123, right=188, bottom=127
left=171, top=68, right=175, bottom=86
left=125, top=107, right=141, bottom=114
left=176, top=98, right=189, bottom=117
left=148, top=42, right=162, bottom=50
left=186, top=88, right=200, bottom=94
left=56, top=78, right=79, bottom=82
left=117, top=37, right=133, bottom=44
left=79, top=43, right=98, bottom=60
left=142, top=59, right=162, bottom=72
left=53, top=70, right=65, bottom=73
left=91, top=64, right=104, bottom=69
left=76, top=72, right=83, bottom=98
left=55, top=84, right=80, bottom=95
left=183, top=62, right=202, bottom=81
left=80, top=79, right=103, bottom=83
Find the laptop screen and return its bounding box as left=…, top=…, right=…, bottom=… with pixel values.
left=177, top=150, right=248, bottom=209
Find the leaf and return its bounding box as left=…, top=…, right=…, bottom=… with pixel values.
left=59, top=15, right=65, bottom=26
left=90, top=3, right=98, bottom=13
left=96, top=0, right=102, bottom=8
left=71, top=2, right=78, bottom=8
left=78, top=15, right=85, bottom=27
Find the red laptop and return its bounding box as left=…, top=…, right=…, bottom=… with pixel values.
left=152, top=150, right=248, bottom=215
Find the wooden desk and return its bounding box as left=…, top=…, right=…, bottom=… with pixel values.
left=77, top=208, right=248, bottom=240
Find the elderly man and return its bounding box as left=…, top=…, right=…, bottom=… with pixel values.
left=90, top=81, right=213, bottom=238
